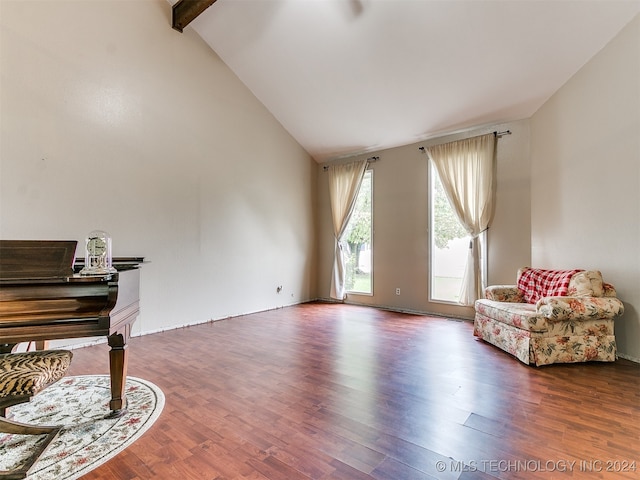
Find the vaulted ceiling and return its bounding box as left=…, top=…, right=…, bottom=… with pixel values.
left=174, top=0, right=639, bottom=162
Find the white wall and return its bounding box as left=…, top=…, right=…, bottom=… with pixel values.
left=530, top=16, right=639, bottom=361
left=0, top=0, right=317, bottom=341
left=316, top=120, right=531, bottom=319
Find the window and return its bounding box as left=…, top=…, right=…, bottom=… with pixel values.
left=345, top=169, right=373, bottom=294
left=427, top=133, right=495, bottom=304
left=430, top=165, right=471, bottom=303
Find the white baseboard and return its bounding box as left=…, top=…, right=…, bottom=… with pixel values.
left=54, top=299, right=315, bottom=349
left=324, top=296, right=474, bottom=322
left=617, top=352, right=640, bottom=364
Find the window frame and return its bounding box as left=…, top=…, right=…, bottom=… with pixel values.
left=428, top=163, right=487, bottom=304
left=345, top=168, right=374, bottom=296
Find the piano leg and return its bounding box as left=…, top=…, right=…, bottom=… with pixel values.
left=106, top=331, right=129, bottom=418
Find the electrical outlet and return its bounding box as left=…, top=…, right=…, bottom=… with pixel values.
left=395, top=288, right=401, bottom=295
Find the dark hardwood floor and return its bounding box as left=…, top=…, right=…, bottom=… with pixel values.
left=65, top=302, right=640, bottom=479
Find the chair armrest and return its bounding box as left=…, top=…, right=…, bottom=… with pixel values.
left=536, top=296, right=625, bottom=321
left=484, top=285, right=524, bottom=303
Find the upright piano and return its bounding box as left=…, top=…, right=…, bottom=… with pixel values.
left=0, top=240, right=142, bottom=417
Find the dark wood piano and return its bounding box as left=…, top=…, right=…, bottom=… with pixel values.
left=0, top=240, right=142, bottom=417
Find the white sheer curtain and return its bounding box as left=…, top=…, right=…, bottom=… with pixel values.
left=426, top=133, right=497, bottom=305
left=327, top=160, right=368, bottom=300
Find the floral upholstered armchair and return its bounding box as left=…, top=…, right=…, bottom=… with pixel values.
left=473, top=268, right=624, bottom=366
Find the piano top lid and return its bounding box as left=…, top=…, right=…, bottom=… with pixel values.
left=74, top=256, right=145, bottom=272
left=0, top=240, right=77, bottom=280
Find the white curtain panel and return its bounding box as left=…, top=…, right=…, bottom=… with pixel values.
left=327, top=160, right=367, bottom=300
left=427, top=133, right=497, bottom=305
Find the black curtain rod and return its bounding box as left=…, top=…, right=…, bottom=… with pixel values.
left=418, top=130, right=511, bottom=153
left=323, top=156, right=380, bottom=171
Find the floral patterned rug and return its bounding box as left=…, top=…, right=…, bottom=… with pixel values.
left=0, top=375, right=164, bottom=479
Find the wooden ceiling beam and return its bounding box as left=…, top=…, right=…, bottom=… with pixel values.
left=172, top=0, right=218, bottom=33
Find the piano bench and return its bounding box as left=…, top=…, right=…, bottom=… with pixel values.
left=0, top=350, right=73, bottom=479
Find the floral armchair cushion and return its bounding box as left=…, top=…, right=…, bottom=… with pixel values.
left=567, top=270, right=609, bottom=297
left=482, top=268, right=624, bottom=324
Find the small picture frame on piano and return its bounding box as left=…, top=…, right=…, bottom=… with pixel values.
left=79, top=230, right=117, bottom=276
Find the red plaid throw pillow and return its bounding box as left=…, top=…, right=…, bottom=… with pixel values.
left=517, top=268, right=583, bottom=304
